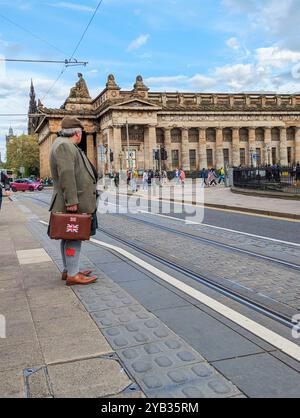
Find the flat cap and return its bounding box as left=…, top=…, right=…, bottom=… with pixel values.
left=61, top=116, right=84, bottom=130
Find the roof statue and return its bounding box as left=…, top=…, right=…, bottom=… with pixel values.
left=133, top=75, right=149, bottom=92
left=106, top=74, right=120, bottom=90
left=69, top=73, right=91, bottom=99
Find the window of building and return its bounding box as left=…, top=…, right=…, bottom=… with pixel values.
left=171, top=129, right=182, bottom=143
left=206, top=128, right=216, bottom=142
left=188, top=129, right=198, bottom=143
left=240, top=148, right=246, bottom=166
left=172, top=150, right=179, bottom=168
left=272, top=148, right=277, bottom=165
left=189, top=149, right=197, bottom=170
left=288, top=147, right=292, bottom=165
left=223, top=129, right=232, bottom=142
left=223, top=149, right=230, bottom=166
left=207, top=149, right=213, bottom=168
left=239, top=128, right=249, bottom=142
left=256, top=128, right=264, bottom=142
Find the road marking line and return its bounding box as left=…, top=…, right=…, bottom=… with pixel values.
left=106, top=190, right=300, bottom=223
left=101, top=201, right=300, bottom=248
left=38, top=219, right=300, bottom=361
left=89, top=237, right=300, bottom=362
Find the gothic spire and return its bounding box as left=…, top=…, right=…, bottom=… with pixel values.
left=28, top=79, right=38, bottom=134
left=29, top=79, right=37, bottom=114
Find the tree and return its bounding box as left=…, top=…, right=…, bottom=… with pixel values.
left=6, top=134, right=40, bottom=177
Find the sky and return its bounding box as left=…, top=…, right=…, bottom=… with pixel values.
left=1, top=0, right=300, bottom=160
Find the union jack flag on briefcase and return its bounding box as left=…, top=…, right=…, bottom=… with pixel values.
left=66, top=224, right=79, bottom=234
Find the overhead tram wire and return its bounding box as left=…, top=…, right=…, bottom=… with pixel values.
left=41, top=0, right=104, bottom=103
left=69, top=0, right=104, bottom=61
left=0, top=12, right=67, bottom=57
left=0, top=58, right=88, bottom=66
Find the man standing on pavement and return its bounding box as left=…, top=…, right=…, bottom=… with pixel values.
left=49, top=116, right=98, bottom=286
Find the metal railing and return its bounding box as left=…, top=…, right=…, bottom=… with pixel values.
left=233, top=167, right=300, bottom=194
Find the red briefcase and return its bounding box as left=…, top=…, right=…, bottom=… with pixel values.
left=49, top=212, right=92, bottom=241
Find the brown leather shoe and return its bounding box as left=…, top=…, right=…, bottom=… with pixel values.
left=66, top=273, right=97, bottom=287
left=62, top=270, right=93, bottom=281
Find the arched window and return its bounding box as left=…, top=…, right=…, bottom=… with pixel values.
left=223, top=128, right=232, bottom=142
left=271, top=128, right=280, bottom=141
left=255, top=128, right=264, bottom=142
left=239, top=128, right=249, bottom=142
left=171, top=128, right=182, bottom=143
left=287, top=127, right=295, bottom=141
left=188, top=128, right=199, bottom=143
left=206, top=128, right=216, bottom=142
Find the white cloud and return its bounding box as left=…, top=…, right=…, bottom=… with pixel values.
left=46, top=2, right=95, bottom=13
left=256, top=46, right=300, bottom=70
left=127, top=34, right=150, bottom=52
left=226, top=37, right=240, bottom=51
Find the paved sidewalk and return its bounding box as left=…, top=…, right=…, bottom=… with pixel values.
left=0, top=199, right=137, bottom=398
left=0, top=197, right=243, bottom=398
left=102, top=181, right=300, bottom=219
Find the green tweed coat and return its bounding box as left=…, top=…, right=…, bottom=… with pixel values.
left=49, top=137, right=97, bottom=214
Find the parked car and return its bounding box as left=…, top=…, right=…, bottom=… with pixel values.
left=10, top=179, right=44, bottom=192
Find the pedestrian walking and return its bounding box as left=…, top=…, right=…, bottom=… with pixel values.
left=218, top=167, right=225, bottom=184
left=113, top=171, right=119, bottom=188
left=48, top=116, right=98, bottom=286
left=142, top=171, right=148, bottom=190
left=208, top=169, right=218, bottom=186
left=175, top=168, right=180, bottom=185
left=180, top=168, right=186, bottom=186
left=199, top=168, right=208, bottom=187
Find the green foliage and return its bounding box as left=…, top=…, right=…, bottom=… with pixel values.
left=6, top=134, right=40, bottom=176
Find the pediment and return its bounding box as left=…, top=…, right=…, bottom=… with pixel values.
left=115, top=99, right=158, bottom=108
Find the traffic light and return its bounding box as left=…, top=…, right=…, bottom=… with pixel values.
left=110, top=151, right=114, bottom=162
left=161, top=148, right=168, bottom=161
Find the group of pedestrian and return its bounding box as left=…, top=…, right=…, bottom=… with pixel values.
left=199, top=167, right=225, bottom=187
left=174, top=168, right=186, bottom=185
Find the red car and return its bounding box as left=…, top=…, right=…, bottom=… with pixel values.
left=11, top=179, right=44, bottom=192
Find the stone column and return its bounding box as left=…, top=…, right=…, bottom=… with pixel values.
left=215, top=128, right=223, bottom=169
left=232, top=128, right=240, bottom=167
left=279, top=128, right=288, bottom=166
left=198, top=128, right=207, bottom=169
left=112, top=126, right=122, bottom=171
left=164, top=128, right=172, bottom=170
left=144, top=125, right=157, bottom=169
left=181, top=128, right=190, bottom=171
left=264, top=127, right=272, bottom=165
left=295, top=127, right=300, bottom=164
left=248, top=127, right=256, bottom=166
left=86, top=134, right=96, bottom=167
left=96, top=132, right=104, bottom=176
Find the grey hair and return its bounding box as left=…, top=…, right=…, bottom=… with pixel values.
left=59, top=128, right=82, bottom=138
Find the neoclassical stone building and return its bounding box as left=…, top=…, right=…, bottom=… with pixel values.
left=34, top=73, right=300, bottom=178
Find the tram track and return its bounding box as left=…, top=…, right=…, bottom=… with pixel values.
left=18, top=193, right=300, bottom=327
left=19, top=193, right=300, bottom=272
left=109, top=212, right=300, bottom=273
left=97, top=225, right=297, bottom=330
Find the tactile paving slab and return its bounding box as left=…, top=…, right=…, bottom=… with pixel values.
left=102, top=318, right=176, bottom=350
left=137, top=362, right=240, bottom=398
left=77, top=287, right=137, bottom=312
left=117, top=337, right=204, bottom=378
left=91, top=305, right=155, bottom=329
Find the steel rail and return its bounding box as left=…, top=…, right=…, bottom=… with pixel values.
left=97, top=226, right=296, bottom=329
